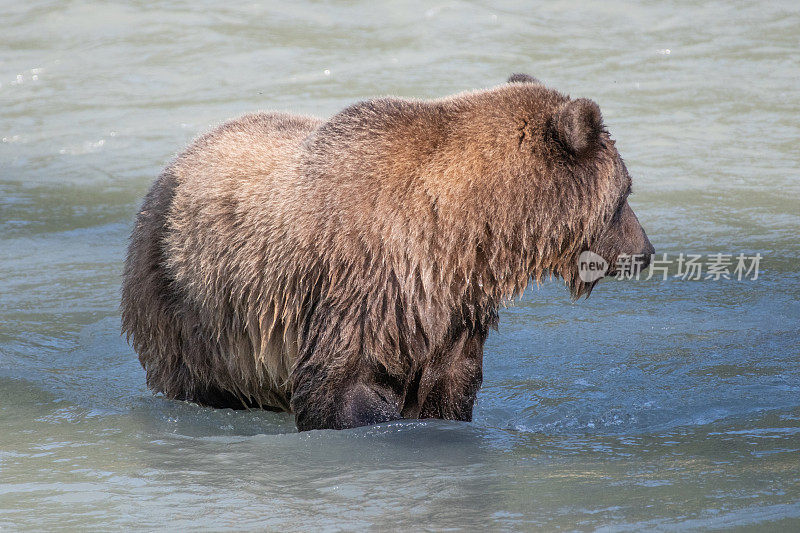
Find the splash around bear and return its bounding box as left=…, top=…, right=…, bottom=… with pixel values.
left=121, top=74, right=654, bottom=431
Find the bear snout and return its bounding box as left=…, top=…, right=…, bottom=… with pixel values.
left=638, top=229, right=655, bottom=270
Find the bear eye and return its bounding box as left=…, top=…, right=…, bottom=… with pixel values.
left=612, top=186, right=631, bottom=220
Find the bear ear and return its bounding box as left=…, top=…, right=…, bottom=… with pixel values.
left=551, top=98, right=604, bottom=156
left=507, top=73, right=539, bottom=84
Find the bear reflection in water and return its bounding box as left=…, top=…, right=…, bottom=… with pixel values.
left=121, top=74, right=654, bottom=431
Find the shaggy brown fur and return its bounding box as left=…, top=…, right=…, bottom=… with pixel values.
left=121, top=75, right=653, bottom=430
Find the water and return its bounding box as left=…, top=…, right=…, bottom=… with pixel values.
left=2, top=0, right=799, bottom=529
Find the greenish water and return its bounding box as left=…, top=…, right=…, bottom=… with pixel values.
left=2, top=1, right=799, bottom=530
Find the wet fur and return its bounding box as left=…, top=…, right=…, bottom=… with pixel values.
left=121, top=76, right=652, bottom=430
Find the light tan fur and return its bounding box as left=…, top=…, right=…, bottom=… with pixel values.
left=121, top=78, right=652, bottom=429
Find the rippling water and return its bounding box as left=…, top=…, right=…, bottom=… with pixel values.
left=2, top=1, right=799, bottom=530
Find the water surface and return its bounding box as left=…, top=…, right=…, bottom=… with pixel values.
left=2, top=0, right=799, bottom=530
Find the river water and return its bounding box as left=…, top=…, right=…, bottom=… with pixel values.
left=2, top=1, right=799, bottom=530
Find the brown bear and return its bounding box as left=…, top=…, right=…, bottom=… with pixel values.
left=121, top=74, right=654, bottom=431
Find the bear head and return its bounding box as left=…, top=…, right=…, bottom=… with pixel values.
left=495, top=74, right=655, bottom=297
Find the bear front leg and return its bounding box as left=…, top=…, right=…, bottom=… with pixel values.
left=291, top=361, right=403, bottom=431
left=417, top=331, right=486, bottom=421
